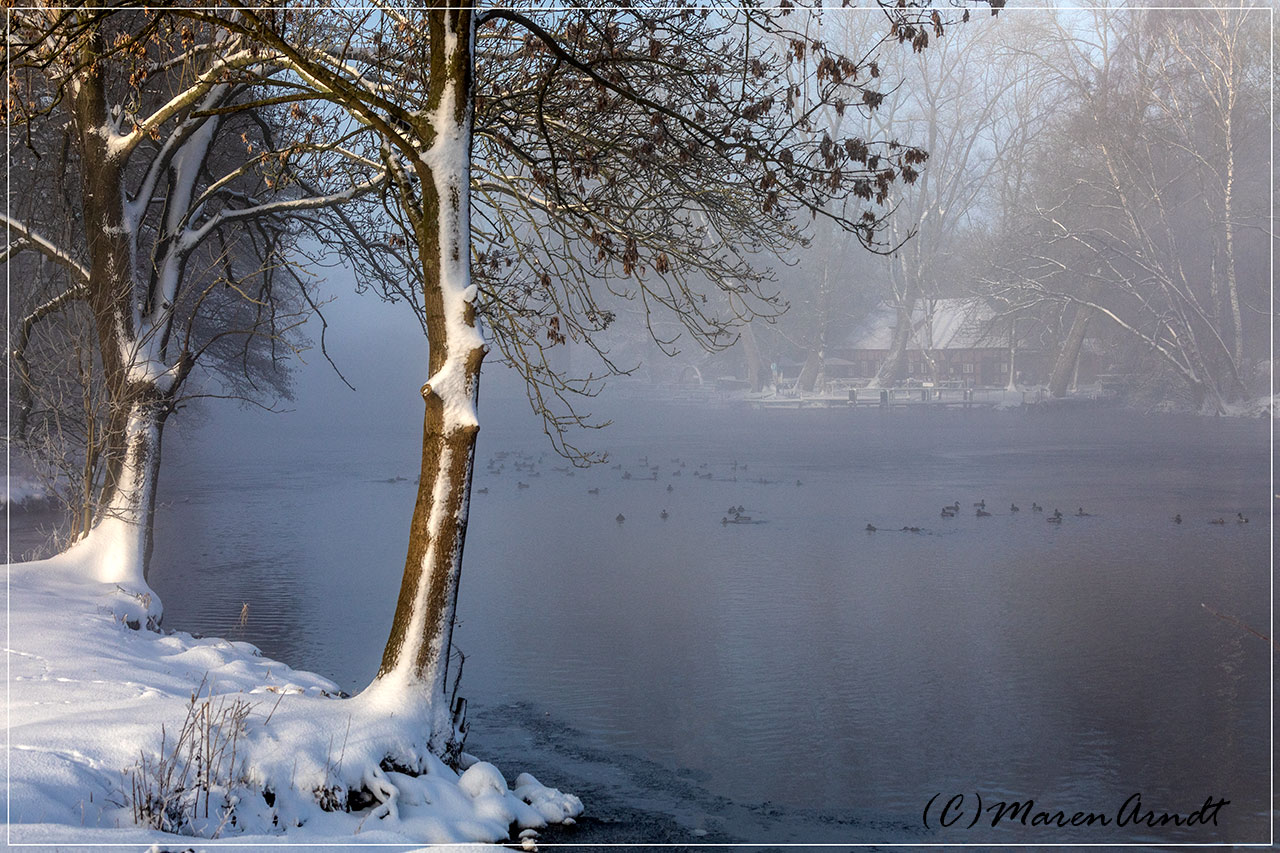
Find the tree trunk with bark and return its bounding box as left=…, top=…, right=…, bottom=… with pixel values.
left=1049, top=285, right=1101, bottom=398
left=79, top=396, right=169, bottom=584
left=796, top=348, right=821, bottom=392
left=871, top=298, right=913, bottom=388
left=740, top=323, right=765, bottom=392
left=62, top=30, right=169, bottom=590
left=370, top=5, right=485, bottom=761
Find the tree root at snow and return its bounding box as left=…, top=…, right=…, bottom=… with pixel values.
left=360, top=764, right=400, bottom=823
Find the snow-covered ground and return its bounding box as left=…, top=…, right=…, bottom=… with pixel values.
left=6, top=545, right=581, bottom=848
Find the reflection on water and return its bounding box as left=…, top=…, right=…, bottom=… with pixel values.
left=145, top=405, right=1269, bottom=843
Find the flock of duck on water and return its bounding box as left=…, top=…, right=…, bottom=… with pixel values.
left=477, top=449, right=801, bottom=526
left=472, top=449, right=1252, bottom=531
left=863, top=500, right=1250, bottom=533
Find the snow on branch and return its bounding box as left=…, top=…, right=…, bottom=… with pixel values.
left=179, top=171, right=390, bottom=253
left=124, top=83, right=236, bottom=234
left=107, top=46, right=263, bottom=161
left=2, top=214, right=91, bottom=286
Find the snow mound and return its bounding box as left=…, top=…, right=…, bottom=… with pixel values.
left=515, top=772, right=584, bottom=823
left=6, top=552, right=583, bottom=846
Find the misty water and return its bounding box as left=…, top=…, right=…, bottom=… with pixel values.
left=136, top=402, right=1269, bottom=844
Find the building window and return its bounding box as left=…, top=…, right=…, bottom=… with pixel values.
left=999, top=362, right=1009, bottom=373
left=962, top=363, right=974, bottom=374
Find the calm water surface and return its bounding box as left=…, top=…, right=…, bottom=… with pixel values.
left=139, top=404, right=1269, bottom=844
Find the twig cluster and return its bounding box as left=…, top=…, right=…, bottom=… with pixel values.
left=126, top=679, right=252, bottom=836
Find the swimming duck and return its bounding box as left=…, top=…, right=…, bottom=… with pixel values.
left=477, top=487, right=489, bottom=494
left=1237, top=513, right=1249, bottom=524
left=1210, top=517, right=1226, bottom=525
left=616, top=513, right=626, bottom=524
left=1052, top=508, right=1063, bottom=519
left=1031, top=503, right=1043, bottom=513
left=865, top=524, right=877, bottom=532
left=976, top=508, right=991, bottom=517
left=1075, top=507, right=1090, bottom=517
left=1173, top=513, right=1181, bottom=524
left=660, top=509, right=669, bottom=520
left=517, top=481, right=530, bottom=489
left=587, top=488, right=599, bottom=495
left=1010, top=503, right=1020, bottom=513
left=667, top=484, right=674, bottom=492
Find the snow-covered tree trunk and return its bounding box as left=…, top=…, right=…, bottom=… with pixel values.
left=60, top=42, right=163, bottom=591
left=370, top=6, right=485, bottom=760
left=58, top=40, right=212, bottom=589
left=77, top=395, right=168, bottom=587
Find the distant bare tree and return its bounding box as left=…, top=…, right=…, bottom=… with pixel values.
left=857, top=12, right=1052, bottom=388
left=982, top=6, right=1271, bottom=409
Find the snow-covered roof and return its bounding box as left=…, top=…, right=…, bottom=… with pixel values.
left=840, top=298, right=1002, bottom=351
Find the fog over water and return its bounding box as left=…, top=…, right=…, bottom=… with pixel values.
left=5, top=4, right=1272, bottom=847
left=136, top=292, right=1271, bottom=844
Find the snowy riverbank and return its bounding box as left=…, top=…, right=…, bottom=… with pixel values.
left=6, top=547, right=581, bottom=847
left=644, top=382, right=1278, bottom=418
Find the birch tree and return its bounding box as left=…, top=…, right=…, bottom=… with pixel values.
left=983, top=6, right=1271, bottom=409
